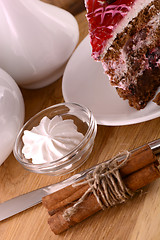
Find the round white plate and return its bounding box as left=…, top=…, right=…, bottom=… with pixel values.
left=62, top=35, right=160, bottom=126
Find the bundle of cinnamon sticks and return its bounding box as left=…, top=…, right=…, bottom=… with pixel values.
left=42, top=145, right=160, bottom=235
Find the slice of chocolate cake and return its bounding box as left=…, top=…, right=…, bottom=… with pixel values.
left=85, top=0, right=160, bottom=110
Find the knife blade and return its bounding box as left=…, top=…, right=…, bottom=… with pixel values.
left=0, top=150, right=129, bottom=222
left=0, top=138, right=160, bottom=222
left=0, top=170, right=90, bottom=222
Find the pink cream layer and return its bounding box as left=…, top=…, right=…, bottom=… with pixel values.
left=85, top=0, right=136, bottom=60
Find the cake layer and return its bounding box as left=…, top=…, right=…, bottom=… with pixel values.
left=85, top=0, right=160, bottom=109
left=102, top=0, right=160, bottom=109
left=85, top=0, right=154, bottom=60
left=102, top=9, right=160, bottom=87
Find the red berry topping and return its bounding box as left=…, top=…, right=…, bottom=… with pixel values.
left=85, top=0, right=136, bottom=60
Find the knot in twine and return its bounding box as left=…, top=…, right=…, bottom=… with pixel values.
left=63, top=151, right=134, bottom=221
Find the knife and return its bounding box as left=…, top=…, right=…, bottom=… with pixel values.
left=1, top=138, right=160, bottom=222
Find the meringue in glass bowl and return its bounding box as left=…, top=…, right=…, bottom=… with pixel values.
left=13, top=103, right=97, bottom=175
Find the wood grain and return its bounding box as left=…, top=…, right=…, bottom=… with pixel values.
left=41, top=0, right=85, bottom=15
left=0, top=2, right=160, bottom=240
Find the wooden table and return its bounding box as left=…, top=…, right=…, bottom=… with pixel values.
left=0, top=1, right=160, bottom=239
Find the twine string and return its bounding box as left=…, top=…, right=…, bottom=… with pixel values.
left=63, top=151, right=134, bottom=221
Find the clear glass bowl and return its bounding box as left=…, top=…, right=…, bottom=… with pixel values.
left=13, top=102, right=97, bottom=175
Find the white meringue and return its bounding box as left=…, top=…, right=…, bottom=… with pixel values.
left=22, top=116, right=84, bottom=164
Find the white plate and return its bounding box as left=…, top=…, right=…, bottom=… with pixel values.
left=62, top=35, right=160, bottom=126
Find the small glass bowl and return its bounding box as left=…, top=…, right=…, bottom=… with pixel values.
left=13, top=102, right=97, bottom=175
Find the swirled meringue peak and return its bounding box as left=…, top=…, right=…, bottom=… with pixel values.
left=22, top=116, right=84, bottom=164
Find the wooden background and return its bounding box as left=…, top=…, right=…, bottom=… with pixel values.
left=0, top=1, right=160, bottom=239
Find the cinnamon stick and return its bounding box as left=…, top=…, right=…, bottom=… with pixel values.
left=43, top=144, right=155, bottom=214
left=46, top=184, right=89, bottom=215
left=47, top=162, right=160, bottom=235
left=123, top=162, right=160, bottom=191
left=119, top=144, right=155, bottom=177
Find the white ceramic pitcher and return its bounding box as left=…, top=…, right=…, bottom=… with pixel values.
left=0, top=0, right=79, bottom=88
left=0, top=68, right=24, bottom=165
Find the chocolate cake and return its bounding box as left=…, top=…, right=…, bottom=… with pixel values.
left=85, top=0, right=160, bottom=110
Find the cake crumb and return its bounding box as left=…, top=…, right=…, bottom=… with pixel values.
left=153, top=93, right=160, bottom=105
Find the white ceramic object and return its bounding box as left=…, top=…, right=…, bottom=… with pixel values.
left=0, top=68, right=24, bottom=165
left=0, top=0, right=79, bottom=89
left=62, top=35, right=160, bottom=126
